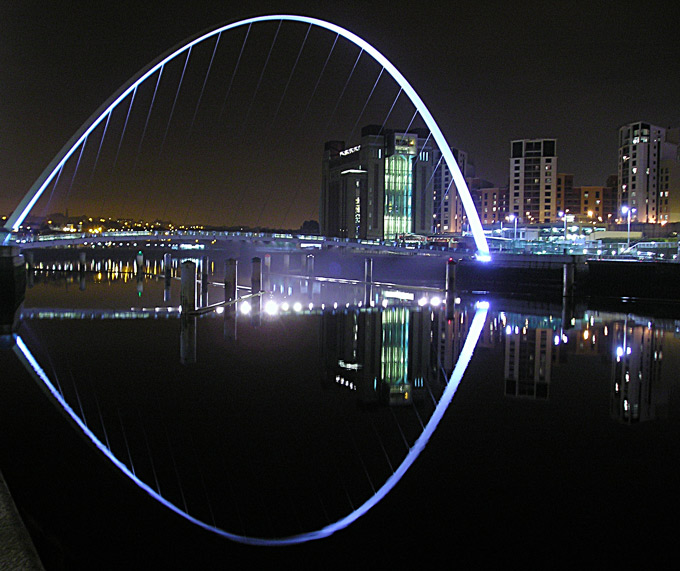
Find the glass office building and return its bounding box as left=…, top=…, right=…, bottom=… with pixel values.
left=321, top=125, right=434, bottom=240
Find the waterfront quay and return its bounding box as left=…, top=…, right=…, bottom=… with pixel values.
left=7, top=231, right=680, bottom=304
left=455, top=253, right=680, bottom=301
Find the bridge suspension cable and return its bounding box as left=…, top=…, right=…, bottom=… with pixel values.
left=13, top=302, right=489, bottom=545
left=3, top=14, right=489, bottom=258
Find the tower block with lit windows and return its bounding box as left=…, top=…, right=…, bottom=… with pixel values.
left=432, top=147, right=474, bottom=234
left=321, top=125, right=434, bottom=240
left=617, top=122, right=680, bottom=223
left=509, top=138, right=558, bottom=223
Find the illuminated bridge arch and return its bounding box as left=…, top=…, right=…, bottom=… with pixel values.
left=4, top=15, right=490, bottom=257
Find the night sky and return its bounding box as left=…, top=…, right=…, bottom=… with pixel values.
left=1, top=1, right=678, bottom=229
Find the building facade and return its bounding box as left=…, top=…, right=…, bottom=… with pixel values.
left=321, top=126, right=434, bottom=240
left=617, top=122, right=680, bottom=223
left=432, top=148, right=474, bottom=234
left=510, top=139, right=558, bottom=223
left=556, top=173, right=574, bottom=215
left=577, top=186, right=610, bottom=222
left=472, top=186, right=508, bottom=226
left=660, top=156, right=680, bottom=223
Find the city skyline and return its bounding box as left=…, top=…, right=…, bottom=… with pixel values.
left=2, top=1, right=678, bottom=228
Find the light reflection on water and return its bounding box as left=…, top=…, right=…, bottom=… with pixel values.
left=14, top=254, right=491, bottom=542
left=4, top=251, right=680, bottom=558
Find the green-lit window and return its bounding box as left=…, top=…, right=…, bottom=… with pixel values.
left=384, top=154, right=413, bottom=238
left=381, top=308, right=409, bottom=386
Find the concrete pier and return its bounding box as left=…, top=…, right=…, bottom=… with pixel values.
left=180, top=313, right=196, bottom=364
left=364, top=257, right=373, bottom=284
left=225, top=259, right=237, bottom=303
left=1, top=247, right=26, bottom=334
left=446, top=258, right=457, bottom=320
left=250, top=257, right=262, bottom=323
left=224, top=309, right=237, bottom=341
left=562, top=262, right=575, bottom=298
left=363, top=257, right=373, bottom=307
left=251, top=257, right=262, bottom=295
left=263, top=253, right=271, bottom=292
left=179, top=261, right=198, bottom=364
left=180, top=261, right=197, bottom=313
left=164, top=253, right=172, bottom=302
left=200, top=256, right=209, bottom=308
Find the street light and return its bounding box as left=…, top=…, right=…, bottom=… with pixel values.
left=621, top=205, right=636, bottom=250
left=558, top=210, right=568, bottom=241
left=507, top=214, right=517, bottom=241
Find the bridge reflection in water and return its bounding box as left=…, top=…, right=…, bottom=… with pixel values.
left=6, top=254, right=489, bottom=544
left=4, top=250, right=680, bottom=566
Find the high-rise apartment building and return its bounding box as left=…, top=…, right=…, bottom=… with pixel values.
left=556, top=173, right=574, bottom=215
left=660, top=157, right=680, bottom=222
left=432, top=148, right=474, bottom=234
left=321, top=125, right=434, bottom=239
left=509, top=139, right=558, bottom=223
left=617, top=122, right=680, bottom=223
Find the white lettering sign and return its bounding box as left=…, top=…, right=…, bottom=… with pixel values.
left=339, top=145, right=361, bottom=156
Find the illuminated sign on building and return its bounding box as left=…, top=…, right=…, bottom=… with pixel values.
left=339, top=145, right=361, bottom=156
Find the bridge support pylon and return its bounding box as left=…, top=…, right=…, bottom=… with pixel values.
left=0, top=246, right=26, bottom=335
left=445, top=258, right=457, bottom=320
left=180, top=260, right=197, bottom=364
left=164, top=253, right=172, bottom=302
left=180, top=261, right=197, bottom=312
left=225, top=258, right=238, bottom=304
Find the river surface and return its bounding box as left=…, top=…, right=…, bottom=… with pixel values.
left=2, top=247, right=680, bottom=568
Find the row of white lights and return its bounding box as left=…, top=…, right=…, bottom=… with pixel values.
left=212, top=295, right=465, bottom=317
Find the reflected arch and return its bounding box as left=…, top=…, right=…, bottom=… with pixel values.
left=14, top=302, right=488, bottom=545
left=4, top=14, right=489, bottom=257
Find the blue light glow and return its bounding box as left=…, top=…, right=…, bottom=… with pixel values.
left=4, top=15, right=490, bottom=259
left=8, top=14, right=493, bottom=545
left=13, top=302, right=488, bottom=546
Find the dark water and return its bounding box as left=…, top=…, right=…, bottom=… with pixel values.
left=2, top=248, right=680, bottom=568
